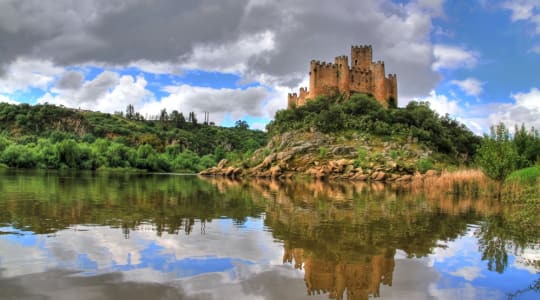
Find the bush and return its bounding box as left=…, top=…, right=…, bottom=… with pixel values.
left=476, top=123, right=518, bottom=181
left=319, top=146, right=328, bottom=158
left=416, top=158, right=433, bottom=174
left=506, top=165, right=540, bottom=185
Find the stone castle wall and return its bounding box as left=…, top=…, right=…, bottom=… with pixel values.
left=288, top=45, right=397, bottom=109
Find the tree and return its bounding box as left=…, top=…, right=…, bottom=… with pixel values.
left=234, top=120, right=249, bottom=130
left=126, top=104, right=135, bottom=120
left=170, top=110, right=186, bottom=129
left=476, top=123, right=518, bottom=182
left=188, top=112, right=198, bottom=126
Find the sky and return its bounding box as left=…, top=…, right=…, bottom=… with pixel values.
left=0, top=0, right=539, bottom=133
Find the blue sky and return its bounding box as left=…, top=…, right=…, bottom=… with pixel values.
left=0, top=0, right=539, bottom=132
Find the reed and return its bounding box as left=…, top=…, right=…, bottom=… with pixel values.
left=411, top=169, right=489, bottom=198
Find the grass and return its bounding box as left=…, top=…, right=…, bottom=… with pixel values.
left=506, top=165, right=540, bottom=185
left=411, top=169, right=488, bottom=197
left=319, top=146, right=328, bottom=159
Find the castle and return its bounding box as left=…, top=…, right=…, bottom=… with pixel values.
left=288, top=45, right=397, bottom=109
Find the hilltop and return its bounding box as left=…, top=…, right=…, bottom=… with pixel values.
left=0, top=103, right=267, bottom=172
left=201, top=94, right=482, bottom=181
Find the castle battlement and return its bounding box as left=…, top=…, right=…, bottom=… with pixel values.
left=288, top=45, right=397, bottom=109
left=351, top=45, right=372, bottom=49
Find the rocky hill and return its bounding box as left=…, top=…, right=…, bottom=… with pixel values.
left=201, top=93, right=481, bottom=182
left=201, top=130, right=438, bottom=182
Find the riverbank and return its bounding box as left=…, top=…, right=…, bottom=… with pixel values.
left=200, top=129, right=461, bottom=183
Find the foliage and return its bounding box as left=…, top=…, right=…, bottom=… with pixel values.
left=319, top=146, right=328, bottom=158
left=266, top=93, right=480, bottom=163
left=416, top=158, right=433, bottom=174
left=506, top=165, right=540, bottom=185
left=0, top=103, right=268, bottom=172
left=476, top=123, right=521, bottom=181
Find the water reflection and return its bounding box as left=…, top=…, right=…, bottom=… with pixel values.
left=0, top=170, right=538, bottom=299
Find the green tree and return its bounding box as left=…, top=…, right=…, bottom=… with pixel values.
left=476, top=123, right=518, bottom=182
left=234, top=120, right=249, bottom=130
left=126, top=104, right=135, bottom=120
left=56, top=139, right=80, bottom=168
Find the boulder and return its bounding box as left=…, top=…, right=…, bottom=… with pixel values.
left=269, top=165, right=282, bottom=178
left=331, top=146, right=357, bottom=156
left=224, top=167, right=235, bottom=177
left=387, top=173, right=400, bottom=181
left=232, top=168, right=243, bottom=177
left=275, top=151, right=291, bottom=161
left=371, top=171, right=386, bottom=181
left=351, top=173, right=368, bottom=181
left=262, top=153, right=277, bottom=167
left=217, top=159, right=228, bottom=169
left=396, top=174, right=413, bottom=182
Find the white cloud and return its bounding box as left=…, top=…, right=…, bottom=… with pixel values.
left=416, top=90, right=461, bottom=116
left=503, top=1, right=536, bottom=21
left=182, top=31, right=276, bottom=75
left=432, top=44, right=479, bottom=71
left=530, top=44, right=540, bottom=53
left=0, top=0, right=444, bottom=102
left=449, top=266, right=483, bottom=281
left=139, top=85, right=270, bottom=125
left=128, top=60, right=184, bottom=75
left=488, top=87, right=540, bottom=129
left=502, top=1, right=540, bottom=34
left=451, top=78, right=484, bottom=96
left=0, top=94, right=19, bottom=105
left=39, top=71, right=153, bottom=114
left=415, top=0, right=445, bottom=17
left=513, top=247, right=540, bottom=274
left=0, top=58, right=63, bottom=93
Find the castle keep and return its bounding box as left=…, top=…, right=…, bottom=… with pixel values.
left=288, top=45, right=397, bottom=108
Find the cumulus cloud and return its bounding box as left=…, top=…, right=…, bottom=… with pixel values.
left=488, top=87, right=540, bottom=129
left=139, top=85, right=270, bottom=124
left=450, top=78, right=484, bottom=96
left=0, top=58, right=63, bottom=93
left=39, top=71, right=152, bottom=113
left=432, top=44, right=479, bottom=71
left=55, top=71, right=84, bottom=90
left=0, top=0, right=443, bottom=102
left=502, top=0, right=540, bottom=33
left=449, top=266, right=483, bottom=281
left=416, top=90, right=461, bottom=116
left=0, top=94, right=19, bottom=105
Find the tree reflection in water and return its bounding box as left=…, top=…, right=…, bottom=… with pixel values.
left=0, top=170, right=538, bottom=299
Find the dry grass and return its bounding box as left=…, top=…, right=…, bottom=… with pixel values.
left=411, top=169, right=489, bottom=198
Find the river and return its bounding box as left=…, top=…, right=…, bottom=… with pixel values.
left=0, top=170, right=538, bottom=299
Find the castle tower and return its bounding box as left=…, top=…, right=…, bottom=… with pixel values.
left=309, top=60, right=319, bottom=98
left=288, top=45, right=397, bottom=109
left=388, top=74, right=398, bottom=107
left=335, top=56, right=350, bottom=95
left=370, top=61, right=388, bottom=108
left=351, top=45, right=372, bottom=70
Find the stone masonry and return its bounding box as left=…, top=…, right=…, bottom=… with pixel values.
left=288, top=45, right=397, bottom=108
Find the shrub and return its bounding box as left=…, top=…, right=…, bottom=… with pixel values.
left=476, top=123, right=518, bottom=181
left=416, top=158, right=433, bottom=174
left=319, top=146, right=328, bottom=158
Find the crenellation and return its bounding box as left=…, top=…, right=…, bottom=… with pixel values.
left=288, top=45, right=397, bottom=109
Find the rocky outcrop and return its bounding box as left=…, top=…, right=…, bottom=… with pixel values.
left=200, top=130, right=439, bottom=182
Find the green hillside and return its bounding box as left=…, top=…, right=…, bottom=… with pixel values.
left=0, top=103, right=267, bottom=172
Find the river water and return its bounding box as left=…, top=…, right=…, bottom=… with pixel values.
left=0, top=170, right=538, bottom=299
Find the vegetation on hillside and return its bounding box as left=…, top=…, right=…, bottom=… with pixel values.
left=0, top=103, right=267, bottom=172
left=476, top=123, right=540, bottom=181
left=267, top=93, right=481, bottom=163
